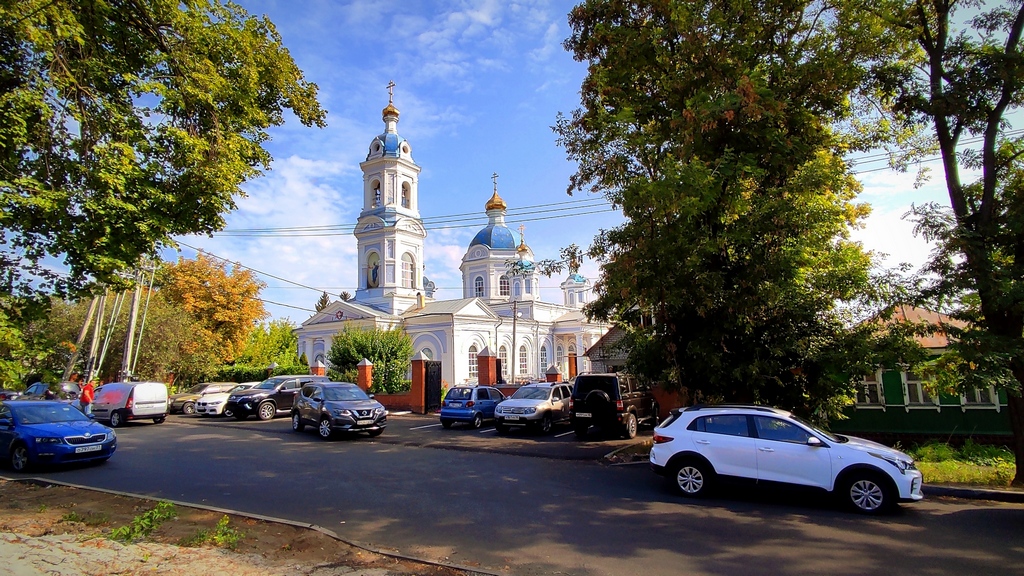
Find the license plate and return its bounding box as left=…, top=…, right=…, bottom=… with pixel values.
left=75, top=445, right=102, bottom=453
left=356, top=420, right=373, bottom=426
left=449, top=402, right=462, bottom=407
left=505, top=415, right=520, bottom=420
left=576, top=412, right=592, bottom=418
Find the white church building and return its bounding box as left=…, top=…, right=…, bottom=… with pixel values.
left=295, top=93, right=609, bottom=386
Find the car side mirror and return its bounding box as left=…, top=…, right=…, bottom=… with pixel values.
left=368, top=393, right=375, bottom=399
left=807, top=436, right=823, bottom=447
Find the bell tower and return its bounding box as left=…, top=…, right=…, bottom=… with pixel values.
left=353, top=81, right=427, bottom=314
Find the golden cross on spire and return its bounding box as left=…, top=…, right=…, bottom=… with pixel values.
left=386, top=80, right=396, bottom=104
left=518, top=223, right=526, bottom=238
left=492, top=172, right=499, bottom=192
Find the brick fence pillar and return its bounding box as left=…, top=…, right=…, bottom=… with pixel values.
left=477, top=346, right=497, bottom=386
left=311, top=358, right=326, bottom=377
left=356, top=358, right=373, bottom=392
left=545, top=365, right=561, bottom=383
left=410, top=351, right=429, bottom=414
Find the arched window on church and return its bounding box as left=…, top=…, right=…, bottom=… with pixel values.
left=513, top=281, right=521, bottom=298
left=474, top=276, right=484, bottom=297
left=568, top=291, right=575, bottom=306
left=372, top=180, right=381, bottom=207
left=556, top=346, right=564, bottom=376
left=499, top=275, right=510, bottom=297
left=468, top=345, right=479, bottom=379
left=519, top=345, right=528, bottom=377
left=402, top=182, right=411, bottom=208
left=420, top=348, right=433, bottom=360
left=539, top=344, right=548, bottom=375
left=499, top=346, right=508, bottom=381
left=401, top=253, right=415, bottom=288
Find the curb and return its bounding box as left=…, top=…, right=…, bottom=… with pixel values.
left=924, top=484, right=1024, bottom=504
left=0, top=474, right=507, bottom=576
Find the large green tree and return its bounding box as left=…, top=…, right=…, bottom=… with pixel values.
left=327, top=327, right=413, bottom=394
left=0, top=0, right=325, bottom=356
left=558, top=0, right=919, bottom=419
left=866, top=0, right=1024, bottom=483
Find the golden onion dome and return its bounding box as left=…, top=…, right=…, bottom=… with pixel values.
left=517, top=238, right=529, bottom=253
left=382, top=102, right=400, bottom=119
left=485, top=191, right=507, bottom=211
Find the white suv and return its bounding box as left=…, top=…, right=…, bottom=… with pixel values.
left=649, top=405, right=924, bottom=514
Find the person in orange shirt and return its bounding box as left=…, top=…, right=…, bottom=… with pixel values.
left=80, top=380, right=96, bottom=415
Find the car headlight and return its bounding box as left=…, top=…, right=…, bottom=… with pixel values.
left=37, top=437, right=62, bottom=444
left=525, top=407, right=536, bottom=414
left=333, top=409, right=352, bottom=417
left=374, top=407, right=385, bottom=415
left=869, top=452, right=911, bottom=474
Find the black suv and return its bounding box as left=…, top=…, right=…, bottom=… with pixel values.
left=569, top=373, right=658, bottom=439
left=225, top=375, right=328, bottom=420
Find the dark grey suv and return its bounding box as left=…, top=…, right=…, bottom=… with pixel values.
left=291, top=382, right=387, bottom=439
left=569, top=373, right=658, bottom=439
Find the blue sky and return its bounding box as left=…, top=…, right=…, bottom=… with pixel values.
left=170, top=0, right=957, bottom=324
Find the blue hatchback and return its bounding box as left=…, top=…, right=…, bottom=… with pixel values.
left=439, top=386, right=505, bottom=429
left=0, top=401, right=117, bottom=472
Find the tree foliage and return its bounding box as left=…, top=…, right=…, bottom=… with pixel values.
left=157, top=254, right=267, bottom=363
left=0, top=0, right=325, bottom=374
left=558, top=0, right=920, bottom=419
left=864, top=0, right=1024, bottom=483
left=234, top=319, right=298, bottom=367
left=327, top=327, right=413, bottom=394
left=315, top=292, right=331, bottom=312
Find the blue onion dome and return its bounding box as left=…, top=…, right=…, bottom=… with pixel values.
left=470, top=225, right=517, bottom=249
left=569, top=273, right=585, bottom=282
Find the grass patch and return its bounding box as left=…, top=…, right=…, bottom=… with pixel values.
left=907, top=440, right=1014, bottom=487
left=178, top=516, right=245, bottom=550
left=60, top=511, right=110, bottom=526
left=109, top=501, right=176, bottom=543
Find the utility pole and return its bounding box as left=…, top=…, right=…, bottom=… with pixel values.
left=62, top=297, right=99, bottom=381
left=84, top=292, right=106, bottom=381
left=119, top=272, right=142, bottom=381
left=510, top=299, right=518, bottom=384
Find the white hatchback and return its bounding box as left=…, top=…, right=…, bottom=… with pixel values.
left=649, top=405, right=924, bottom=514
left=196, top=382, right=258, bottom=416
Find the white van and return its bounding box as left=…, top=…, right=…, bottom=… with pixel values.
left=91, top=381, right=169, bottom=427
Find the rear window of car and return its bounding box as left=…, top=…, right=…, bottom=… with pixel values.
left=573, top=376, right=619, bottom=397
left=446, top=388, right=472, bottom=401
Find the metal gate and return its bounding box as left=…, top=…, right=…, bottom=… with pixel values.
left=425, top=360, right=442, bottom=412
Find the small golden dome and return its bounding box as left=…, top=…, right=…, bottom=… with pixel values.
left=485, top=191, right=506, bottom=211
left=517, top=239, right=529, bottom=253
left=382, top=102, right=400, bottom=119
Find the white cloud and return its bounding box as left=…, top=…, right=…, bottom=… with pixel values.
left=850, top=205, right=935, bottom=273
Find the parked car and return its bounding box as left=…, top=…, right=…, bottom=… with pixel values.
left=291, top=382, right=387, bottom=439
left=169, top=382, right=236, bottom=415
left=0, top=400, right=117, bottom=471
left=494, top=382, right=572, bottom=434
left=196, top=382, right=259, bottom=416
left=90, top=382, right=169, bottom=427
left=649, top=404, right=925, bottom=514
left=439, top=386, right=505, bottom=429
left=569, top=373, right=658, bottom=439
left=0, top=389, right=21, bottom=401
left=225, top=375, right=329, bottom=421
left=20, top=381, right=82, bottom=401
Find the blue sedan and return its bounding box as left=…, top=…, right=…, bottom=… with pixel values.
left=439, top=386, right=505, bottom=429
left=0, top=401, right=117, bottom=471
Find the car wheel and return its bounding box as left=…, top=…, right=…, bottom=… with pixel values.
left=622, top=413, right=638, bottom=439
left=223, top=409, right=234, bottom=418
left=109, top=410, right=124, bottom=428
left=367, top=429, right=384, bottom=437
left=291, top=412, right=304, bottom=432
left=318, top=417, right=333, bottom=440
left=471, top=413, right=483, bottom=429
left=9, top=443, right=29, bottom=472
left=574, top=425, right=589, bottom=439
left=841, top=472, right=895, bottom=514
left=257, top=402, right=276, bottom=421
left=672, top=459, right=713, bottom=497
left=539, top=414, right=553, bottom=434
left=495, top=423, right=508, bottom=434
left=153, top=416, right=165, bottom=424
left=440, top=419, right=453, bottom=429
left=182, top=402, right=196, bottom=415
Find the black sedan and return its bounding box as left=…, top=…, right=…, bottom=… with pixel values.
left=291, top=382, right=387, bottom=439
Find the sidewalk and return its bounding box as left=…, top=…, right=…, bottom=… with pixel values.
left=925, top=483, right=1024, bottom=504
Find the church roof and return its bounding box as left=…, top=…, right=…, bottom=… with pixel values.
left=370, top=132, right=407, bottom=158
left=402, top=297, right=498, bottom=318
left=469, top=225, right=517, bottom=249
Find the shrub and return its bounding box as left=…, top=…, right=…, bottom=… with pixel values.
left=109, top=501, right=176, bottom=543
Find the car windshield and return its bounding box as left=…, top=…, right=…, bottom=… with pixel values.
left=573, top=376, right=617, bottom=395
left=512, top=387, right=549, bottom=400
left=13, top=404, right=90, bottom=424
left=188, top=384, right=205, bottom=394
left=324, top=387, right=369, bottom=402
left=228, top=385, right=251, bottom=393
left=446, top=388, right=472, bottom=401
left=790, top=414, right=844, bottom=443
left=255, top=378, right=284, bottom=390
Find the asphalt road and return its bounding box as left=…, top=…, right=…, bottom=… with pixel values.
left=6, top=414, right=1024, bottom=576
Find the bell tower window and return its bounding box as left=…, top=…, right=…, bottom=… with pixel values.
left=401, top=253, right=415, bottom=288
left=402, top=182, right=411, bottom=208
left=372, top=180, right=381, bottom=207
left=474, top=276, right=485, bottom=297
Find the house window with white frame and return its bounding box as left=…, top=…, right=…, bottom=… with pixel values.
left=468, top=345, right=479, bottom=379
left=857, top=372, right=882, bottom=405
left=965, top=386, right=994, bottom=405
left=905, top=370, right=932, bottom=405
left=500, top=275, right=510, bottom=297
